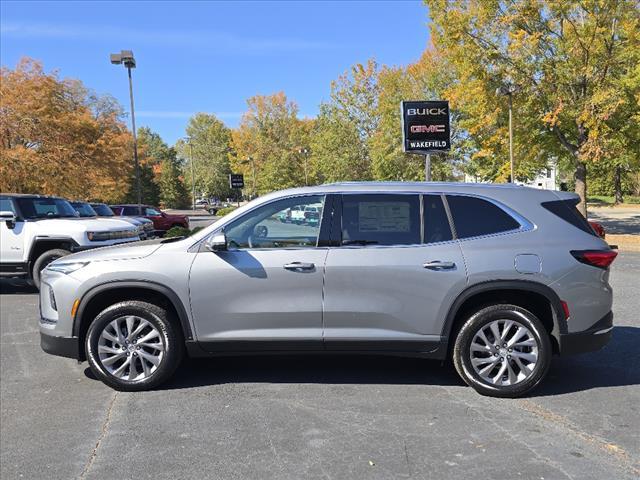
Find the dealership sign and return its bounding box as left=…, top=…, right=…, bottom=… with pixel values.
left=228, top=173, right=244, bottom=189
left=401, top=100, right=451, bottom=153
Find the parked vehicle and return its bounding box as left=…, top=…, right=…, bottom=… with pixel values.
left=303, top=205, right=323, bottom=226
left=89, top=202, right=155, bottom=239
left=110, top=204, right=188, bottom=235
left=1, top=194, right=139, bottom=289
left=69, top=201, right=146, bottom=240
left=589, top=220, right=606, bottom=239
left=40, top=183, right=616, bottom=396
left=289, top=205, right=306, bottom=224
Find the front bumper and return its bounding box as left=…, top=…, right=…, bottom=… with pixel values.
left=558, top=311, right=613, bottom=355
left=40, top=331, right=80, bottom=359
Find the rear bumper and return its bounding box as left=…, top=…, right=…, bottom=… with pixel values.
left=558, top=311, right=613, bottom=355
left=40, top=332, right=80, bottom=360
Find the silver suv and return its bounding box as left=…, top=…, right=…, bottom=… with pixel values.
left=39, top=182, right=616, bottom=397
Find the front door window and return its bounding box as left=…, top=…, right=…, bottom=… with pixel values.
left=224, top=195, right=325, bottom=249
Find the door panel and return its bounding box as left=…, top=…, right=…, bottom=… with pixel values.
left=189, top=249, right=328, bottom=350
left=323, top=242, right=468, bottom=347
left=188, top=193, right=329, bottom=351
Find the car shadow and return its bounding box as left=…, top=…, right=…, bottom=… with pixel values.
left=0, top=278, right=38, bottom=294
left=531, top=326, right=640, bottom=397
left=82, top=327, right=640, bottom=396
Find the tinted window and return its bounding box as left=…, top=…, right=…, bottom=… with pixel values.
left=122, top=206, right=140, bottom=215
left=541, top=199, right=595, bottom=236
left=225, top=195, right=325, bottom=249
left=91, top=204, right=115, bottom=216
left=446, top=195, right=520, bottom=239
left=70, top=202, right=97, bottom=217
left=341, top=194, right=420, bottom=246
left=0, top=198, right=16, bottom=214
left=15, top=198, right=78, bottom=219
left=423, top=195, right=453, bottom=244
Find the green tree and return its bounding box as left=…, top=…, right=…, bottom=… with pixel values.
left=178, top=113, right=233, bottom=200
left=426, top=0, right=640, bottom=214
left=231, top=93, right=310, bottom=195
left=311, top=60, right=380, bottom=182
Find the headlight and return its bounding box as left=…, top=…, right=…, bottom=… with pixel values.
left=46, top=261, right=89, bottom=274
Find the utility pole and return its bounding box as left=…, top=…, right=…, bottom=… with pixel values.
left=298, top=148, right=309, bottom=185
left=111, top=50, right=141, bottom=213
left=424, top=153, right=432, bottom=182
left=497, top=83, right=519, bottom=183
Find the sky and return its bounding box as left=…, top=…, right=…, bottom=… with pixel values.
left=1, top=0, right=430, bottom=144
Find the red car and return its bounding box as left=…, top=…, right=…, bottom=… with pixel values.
left=588, top=220, right=606, bottom=239
left=110, top=204, right=189, bottom=235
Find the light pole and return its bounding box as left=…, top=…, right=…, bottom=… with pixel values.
left=496, top=83, right=520, bottom=183
left=298, top=148, right=309, bottom=186
left=183, top=137, right=196, bottom=211
left=110, top=50, right=141, bottom=213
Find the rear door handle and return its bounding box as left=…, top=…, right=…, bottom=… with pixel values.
left=423, top=261, right=456, bottom=270
left=283, top=262, right=315, bottom=271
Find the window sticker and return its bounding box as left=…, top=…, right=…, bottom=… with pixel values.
left=358, top=202, right=411, bottom=232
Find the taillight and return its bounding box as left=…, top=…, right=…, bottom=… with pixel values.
left=570, top=250, right=618, bottom=269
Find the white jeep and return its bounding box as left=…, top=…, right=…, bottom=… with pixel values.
left=0, top=194, right=140, bottom=289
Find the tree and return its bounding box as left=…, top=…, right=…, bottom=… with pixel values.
left=311, top=60, right=380, bottom=182
left=231, top=93, right=310, bottom=195
left=426, top=0, right=640, bottom=215
left=0, top=57, right=133, bottom=202
left=178, top=113, right=233, bottom=200
left=135, top=127, right=188, bottom=208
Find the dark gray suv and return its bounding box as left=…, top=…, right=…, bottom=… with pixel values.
left=39, top=182, right=616, bottom=397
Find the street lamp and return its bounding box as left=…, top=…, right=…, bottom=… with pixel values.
left=183, top=137, right=196, bottom=211
left=298, top=148, right=310, bottom=186
left=110, top=50, right=141, bottom=213
left=496, top=83, right=520, bottom=183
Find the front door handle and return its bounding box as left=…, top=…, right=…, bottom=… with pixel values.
left=283, top=262, right=315, bottom=271
left=423, top=260, right=456, bottom=270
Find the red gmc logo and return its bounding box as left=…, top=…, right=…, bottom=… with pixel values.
left=410, top=125, right=445, bottom=133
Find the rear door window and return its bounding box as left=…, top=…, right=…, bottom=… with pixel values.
left=423, top=195, right=453, bottom=244
left=446, top=195, right=520, bottom=239
left=0, top=198, right=16, bottom=214
left=341, top=194, right=421, bottom=246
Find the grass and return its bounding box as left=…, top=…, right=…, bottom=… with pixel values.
left=588, top=195, right=640, bottom=206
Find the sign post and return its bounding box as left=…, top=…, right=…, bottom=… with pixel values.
left=400, top=100, right=451, bottom=181
left=228, top=174, right=244, bottom=207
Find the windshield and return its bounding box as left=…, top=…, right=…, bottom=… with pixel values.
left=16, top=197, right=79, bottom=219
left=70, top=202, right=98, bottom=217
left=91, top=203, right=115, bottom=216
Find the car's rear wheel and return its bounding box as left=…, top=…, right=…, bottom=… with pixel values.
left=32, top=248, right=70, bottom=289
left=86, top=300, right=184, bottom=391
left=453, top=304, right=552, bottom=398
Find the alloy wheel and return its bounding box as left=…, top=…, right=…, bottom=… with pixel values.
left=97, top=316, right=165, bottom=381
left=469, top=319, right=539, bottom=386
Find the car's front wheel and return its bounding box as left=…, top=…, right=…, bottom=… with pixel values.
left=453, top=304, right=552, bottom=398
left=86, top=300, right=184, bottom=391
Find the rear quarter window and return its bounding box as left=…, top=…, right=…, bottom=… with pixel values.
left=541, top=199, right=595, bottom=236
left=446, top=195, right=521, bottom=239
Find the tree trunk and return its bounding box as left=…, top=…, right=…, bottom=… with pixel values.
left=614, top=165, right=624, bottom=204
left=575, top=161, right=588, bottom=217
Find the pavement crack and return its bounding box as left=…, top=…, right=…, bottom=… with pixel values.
left=78, top=392, right=119, bottom=480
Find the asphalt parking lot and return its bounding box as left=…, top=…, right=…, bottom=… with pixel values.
left=1, top=254, right=639, bottom=480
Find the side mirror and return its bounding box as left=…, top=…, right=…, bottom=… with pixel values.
left=0, top=211, right=16, bottom=229
left=205, top=232, right=227, bottom=252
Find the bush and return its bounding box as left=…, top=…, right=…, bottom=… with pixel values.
left=164, top=225, right=205, bottom=239
left=216, top=206, right=237, bottom=217
left=164, top=226, right=190, bottom=238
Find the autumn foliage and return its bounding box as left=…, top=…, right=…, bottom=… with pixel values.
left=1, top=58, right=133, bottom=202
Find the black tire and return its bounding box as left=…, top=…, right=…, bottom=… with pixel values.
left=32, top=248, right=70, bottom=289
left=453, top=304, right=552, bottom=398
left=86, top=300, right=184, bottom=391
